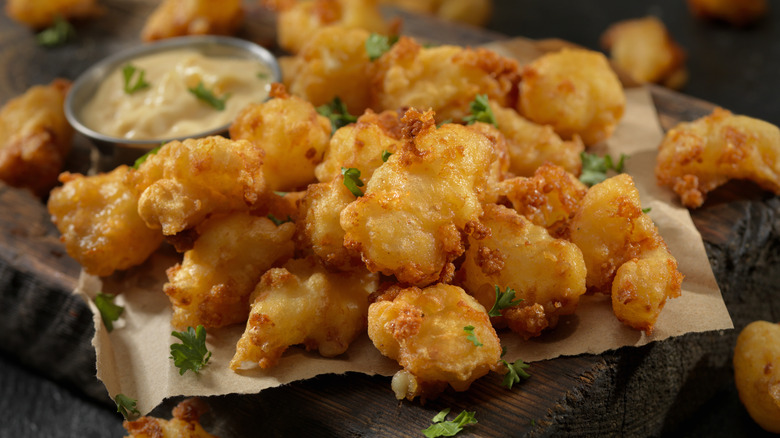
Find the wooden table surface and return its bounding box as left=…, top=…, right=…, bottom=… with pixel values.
left=1, top=1, right=778, bottom=437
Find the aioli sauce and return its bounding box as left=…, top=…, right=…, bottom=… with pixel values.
left=81, top=49, right=273, bottom=140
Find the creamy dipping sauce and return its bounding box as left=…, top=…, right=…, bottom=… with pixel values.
left=81, top=49, right=273, bottom=140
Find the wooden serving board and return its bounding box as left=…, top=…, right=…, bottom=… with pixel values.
left=1, top=1, right=778, bottom=436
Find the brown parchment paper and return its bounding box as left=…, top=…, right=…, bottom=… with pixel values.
left=74, top=38, right=733, bottom=415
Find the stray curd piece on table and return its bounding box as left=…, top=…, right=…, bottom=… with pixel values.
left=80, top=49, right=273, bottom=140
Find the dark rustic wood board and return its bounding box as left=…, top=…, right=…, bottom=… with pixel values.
left=1, top=1, right=778, bottom=437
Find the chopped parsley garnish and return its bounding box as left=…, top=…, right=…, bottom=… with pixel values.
left=487, top=285, right=523, bottom=317
left=422, top=408, right=478, bottom=437
left=121, top=64, right=150, bottom=95
left=257, top=72, right=269, bottom=79
left=132, top=144, right=162, bottom=169
left=316, top=97, right=357, bottom=132
left=268, top=214, right=292, bottom=226
left=579, top=152, right=627, bottom=187
left=642, top=207, right=652, bottom=213
left=341, top=167, right=364, bottom=197
left=500, top=358, right=531, bottom=389
left=462, top=94, right=497, bottom=127
left=95, top=293, right=124, bottom=332
left=114, top=394, right=140, bottom=420
left=170, top=325, right=211, bottom=375
left=463, top=325, right=483, bottom=347
left=36, top=15, right=75, bottom=47
left=188, top=81, right=229, bottom=110
left=365, top=33, right=399, bottom=61
left=381, top=149, right=393, bottom=162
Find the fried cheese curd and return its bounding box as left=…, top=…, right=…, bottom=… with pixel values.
left=229, top=84, right=331, bottom=192
left=370, top=36, right=521, bottom=124
left=0, top=79, right=74, bottom=198
left=461, top=121, right=511, bottom=203
left=340, top=109, right=495, bottom=286
left=568, top=174, right=683, bottom=334
left=489, top=102, right=583, bottom=177
left=380, top=0, right=493, bottom=27
left=230, top=256, right=378, bottom=370
left=368, top=283, right=502, bottom=401
left=276, top=0, right=393, bottom=55
left=497, top=163, right=588, bottom=239
left=601, top=16, right=688, bottom=90
left=282, top=26, right=374, bottom=115
left=459, top=204, right=586, bottom=338
left=164, top=212, right=295, bottom=330
left=687, top=0, right=767, bottom=27
left=127, top=136, right=266, bottom=237
left=47, top=165, right=164, bottom=277
left=140, top=0, right=243, bottom=42
left=519, top=48, right=625, bottom=146
left=123, top=398, right=217, bottom=438
left=655, top=107, right=780, bottom=208
left=733, top=320, right=780, bottom=433
left=5, top=0, right=100, bottom=28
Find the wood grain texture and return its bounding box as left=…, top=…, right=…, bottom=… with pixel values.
left=0, top=2, right=778, bottom=437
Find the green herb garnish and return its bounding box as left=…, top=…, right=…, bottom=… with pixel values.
left=95, top=293, right=124, bottom=332
left=170, top=325, right=212, bottom=375
left=36, top=15, right=75, bottom=47
left=381, top=149, right=392, bottom=162
left=487, top=285, right=523, bottom=317
left=114, top=394, right=140, bottom=420
left=422, top=408, right=478, bottom=437
left=341, top=167, right=364, bottom=197
left=365, top=33, right=399, bottom=61
left=462, top=94, right=497, bottom=127
left=642, top=207, right=652, bottom=213
left=188, top=81, right=229, bottom=110
left=463, top=325, right=483, bottom=347
left=132, top=144, right=162, bottom=169
left=257, top=72, right=269, bottom=79
left=122, top=64, right=150, bottom=94
left=500, top=358, right=531, bottom=389
left=316, top=97, right=357, bottom=132
left=268, top=214, right=293, bottom=226
left=579, top=152, right=627, bottom=187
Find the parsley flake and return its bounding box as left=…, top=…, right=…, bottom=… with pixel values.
left=422, top=409, right=478, bottom=437
left=188, top=81, right=229, bottom=110
left=487, top=285, right=523, bottom=317
left=463, top=325, right=483, bottom=347
left=36, top=16, right=75, bottom=47
left=341, top=167, right=364, bottom=197
left=257, top=72, right=269, bottom=79
left=114, top=394, right=140, bottom=420
left=122, top=64, right=150, bottom=95
left=170, top=325, right=212, bottom=375
left=365, top=33, right=399, bottom=61
left=268, top=214, right=292, bottom=226
left=316, top=97, right=357, bottom=132
left=95, top=293, right=124, bottom=332
left=381, top=149, right=393, bottom=162
left=642, top=207, right=652, bottom=213
left=132, top=144, right=162, bottom=169
left=462, top=94, right=497, bottom=127
left=500, top=358, right=531, bottom=389
left=579, top=152, right=627, bottom=187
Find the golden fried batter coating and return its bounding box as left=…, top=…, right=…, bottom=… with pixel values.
left=733, top=320, right=780, bottom=433
left=277, top=0, right=392, bottom=55
left=497, top=163, right=588, bottom=239
left=340, top=109, right=494, bottom=286
left=5, top=0, right=100, bottom=28
left=368, top=283, right=501, bottom=401
left=601, top=16, right=687, bottom=90
left=687, top=0, right=767, bottom=26
left=230, top=256, right=378, bottom=370
left=163, top=213, right=295, bottom=330
left=568, top=174, right=683, bottom=334
left=370, top=36, right=521, bottom=124
left=48, top=165, right=163, bottom=277
left=655, top=107, right=780, bottom=208
left=229, top=84, right=331, bottom=192
left=0, top=79, right=73, bottom=198
left=380, top=0, right=493, bottom=27
left=459, top=204, right=586, bottom=339
left=282, top=26, right=374, bottom=115
left=314, top=109, right=403, bottom=183
left=127, top=136, right=266, bottom=236
left=141, top=0, right=243, bottom=42
left=296, top=179, right=363, bottom=270
left=489, top=102, right=583, bottom=177
left=123, top=398, right=218, bottom=438
left=464, top=121, right=511, bottom=203
left=519, top=48, right=625, bottom=146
